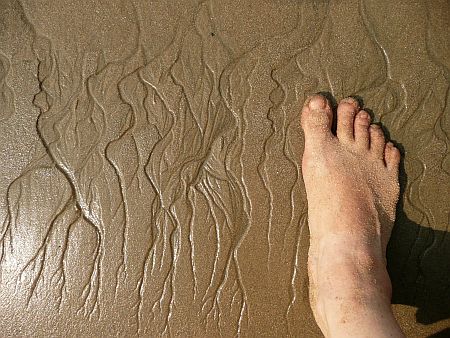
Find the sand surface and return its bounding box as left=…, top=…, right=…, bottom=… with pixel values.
left=0, top=0, right=449, bottom=336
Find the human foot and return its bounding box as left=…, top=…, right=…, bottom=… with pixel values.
left=301, top=94, right=404, bottom=338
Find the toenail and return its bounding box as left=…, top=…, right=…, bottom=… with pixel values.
left=308, top=95, right=327, bottom=110
left=341, top=97, right=359, bottom=109
left=358, top=111, right=370, bottom=120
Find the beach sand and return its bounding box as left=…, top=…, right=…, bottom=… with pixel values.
left=0, top=0, right=449, bottom=336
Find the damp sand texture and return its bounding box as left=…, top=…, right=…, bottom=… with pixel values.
left=0, top=0, right=449, bottom=337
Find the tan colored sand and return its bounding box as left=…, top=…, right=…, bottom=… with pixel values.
left=0, top=0, right=449, bottom=336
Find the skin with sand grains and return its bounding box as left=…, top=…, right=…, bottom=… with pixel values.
left=301, top=94, right=404, bottom=338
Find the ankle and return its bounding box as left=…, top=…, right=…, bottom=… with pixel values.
left=311, top=233, right=388, bottom=271
left=309, top=235, right=393, bottom=313
left=309, top=236, right=394, bottom=335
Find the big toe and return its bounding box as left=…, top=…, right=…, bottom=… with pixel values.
left=301, top=94, right=334, bottom=142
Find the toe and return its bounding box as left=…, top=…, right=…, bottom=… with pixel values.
left=354, top=110, right=371, bottom=150
left=384, top=142, right=401, bottom=171
left=337, top=97, right=359, bottom=143
left=369, top=124, right=386, bottom=159
left=301, top=94, right=334, bottom=141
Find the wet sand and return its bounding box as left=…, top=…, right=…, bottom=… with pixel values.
left=0, top=0, right=449, bottom=336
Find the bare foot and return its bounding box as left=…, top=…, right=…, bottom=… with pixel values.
left=301, top=94, right=405, bottom=338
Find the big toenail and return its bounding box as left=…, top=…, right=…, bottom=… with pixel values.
left=308, top=95, right=327, bottom=110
